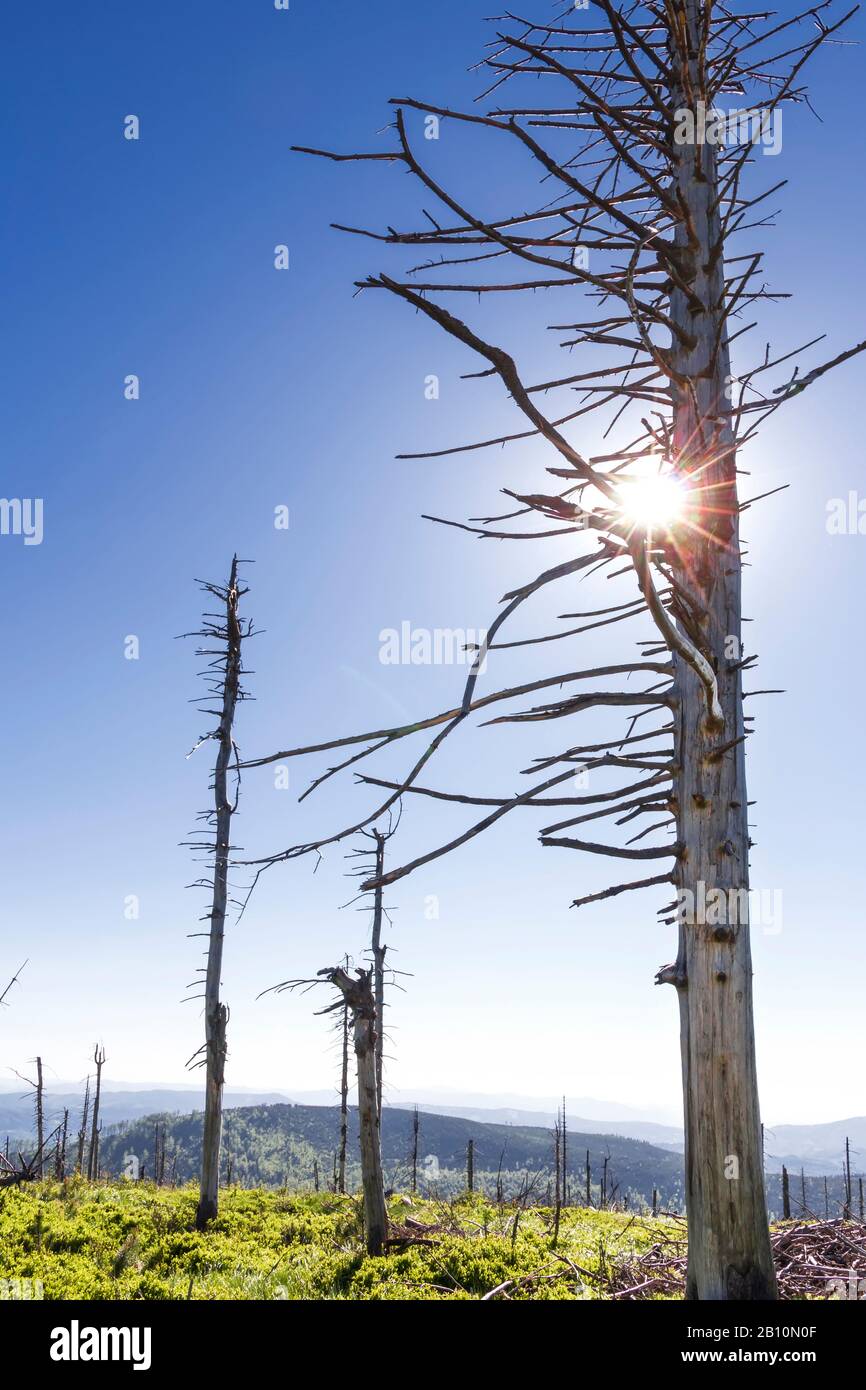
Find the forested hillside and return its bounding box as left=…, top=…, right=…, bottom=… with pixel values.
left=96, top=1103, right=684, bottom=1208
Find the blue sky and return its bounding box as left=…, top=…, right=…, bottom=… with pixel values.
left=3, top=1, right=864, bottom=1127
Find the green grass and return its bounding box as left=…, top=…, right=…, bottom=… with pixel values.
left=0, top=1180, right=681, bottom=1301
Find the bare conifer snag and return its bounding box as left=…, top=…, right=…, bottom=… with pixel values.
left=265, top=966, right=388, bottom=1256
left=182, top=557, right=252, bottom=1230
left=243, top=2, right=865, bottom=1298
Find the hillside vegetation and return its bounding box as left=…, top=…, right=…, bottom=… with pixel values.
left=95, top=1103, right=685, bottom=1209
left=0, top=1181, right=678, bottom=1301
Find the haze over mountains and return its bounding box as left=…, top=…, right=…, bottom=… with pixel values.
left=0, top=1081, right=862, bottom=1176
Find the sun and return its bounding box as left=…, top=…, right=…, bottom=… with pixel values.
left=617, top=472, right=685, bottom=531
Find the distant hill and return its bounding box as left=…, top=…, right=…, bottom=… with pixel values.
left=0, top=1088, right=290, bottom=1137
left=389, top=1101, right=683, bottom=1149
left=3, top=1085, right=862, bottom=1186
left=95, top=1102, right=686, bottom=1209
left=761, top=1117, right=866, bottom=1176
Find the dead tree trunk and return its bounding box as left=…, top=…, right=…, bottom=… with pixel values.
left=337, top=998, right=350, bottom=1195
left=56, top=1109, right=69, bottom=1180
left=184, top=557, right=249, bottom=1231
left=553, top=1117, right=562, bottom=1245
left=660, top=5, right=775, bottom=1297
left=274, top=965, right=387, bottom=1255
left=87, top=1045, right=105, bottom=1181
left=262, top=0, right=864, bottom=1300
left=35, top=1057, right=44, bottom=1178
left=370, top=833, right=387, bottom=1121
left=466, top=1138, right=475, bottom=1193
left=844, top=1138, right=852, bottom=1221
left=334, top=967, right=387, bottom=1254
left=410, top=1105, right=420, bottom=1195
left=76, top=1076, right=90, bottom=1176
left=13, top=1057, right=46, bottom=1179
left=561, top=1098, right=568, bottom=1209
left=782, top=1166, right=791, bottom=1221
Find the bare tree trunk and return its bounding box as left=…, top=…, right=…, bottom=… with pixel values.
left=370, top=832, right=387, bottom=1122
left=324, top=967, right=387, bottom=1255
left=553, top=1118, right=562, bottom=1245
left=410, top=1105, right=419, bottom=1195
left=338, top=1001, right=349, bottom=1194
left=34, top=1056, right=44, bottom=1178
left=561, top=1097, right=567, bottom=1208
left=353, top=988, right=387, bottom=1254
left=194, top=557, right=245, bottom=1231
left=782, top=1166, right=791, bottom=1221
left=87, top=1045, right=105, bottom=1181
left=466, top=1139, right=474, bottom=1193
left=76, top=1077, right=90, bottom=1176
left=844, top=1138, right=852, bottom=1220
left=658, top=0, right=776, bottom=1302
left=56, top=1109, right=69, bottom=1180
left=276, top=0, right=863, bottom=1301
left=585, top=1151, right=591, bottom=1208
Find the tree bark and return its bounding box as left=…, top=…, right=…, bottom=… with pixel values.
left=354, top=1009, right=387, bottom=1254
left=370, top=832, right=387, bottom=1122
left=87, top=1045, right=105, bottom=1182
left=196, top=557, right=242, bottom=1230
left=663, top=0, right=777, bottom=1301
left=327, top=966, right=387, bottom=1255
left=34, top=1056, right=44, bottom=1179
left=337, top=1000, right=349, bottom=1194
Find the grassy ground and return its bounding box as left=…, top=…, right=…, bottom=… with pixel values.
left=0, top=1180, right=680, bottom=1300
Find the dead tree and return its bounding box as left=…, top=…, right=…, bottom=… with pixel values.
left=337, top=995, right=350, bottom=1194
left=87, top=1044, right=106, bottom=1181
left=241, top=2, right=865, bottom=1299
left=561, top=1097, right=568, bottom=1208
left=781, top=1165, right=791, bottom=1220
left=553, top=1114, right=562, bottom=1244
left=181, top=556, right=254, bottom=1230
left=0, top=960, right=27, bottom=1014
left=55, top=1109, right=69, bottom=1180
left=467, top=1138, right=475, bottom=1193
left=12, top=1057, right=45, bottom=1179
left=844, top=1138, right=853, bottom=1221
left=35, top=1057, right=44, bottom=1178
left=265, top=966, right=388, bottom=1255
left=410, top=1105, right=420, bottom=1195
left=345, top=816, right=400, bottom=1122
left=0, top=1125, right=61, bottom=1190
left=75, top=1076, right=90, bottom=1176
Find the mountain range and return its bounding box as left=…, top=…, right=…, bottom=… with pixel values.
left=1, top=1083, right=862, bottom=1177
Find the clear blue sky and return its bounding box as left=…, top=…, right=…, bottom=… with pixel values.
left=3, top=1, right=864, bottom=1126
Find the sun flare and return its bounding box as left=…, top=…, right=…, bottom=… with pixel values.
left=617, top=473, right=685, bottom=531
